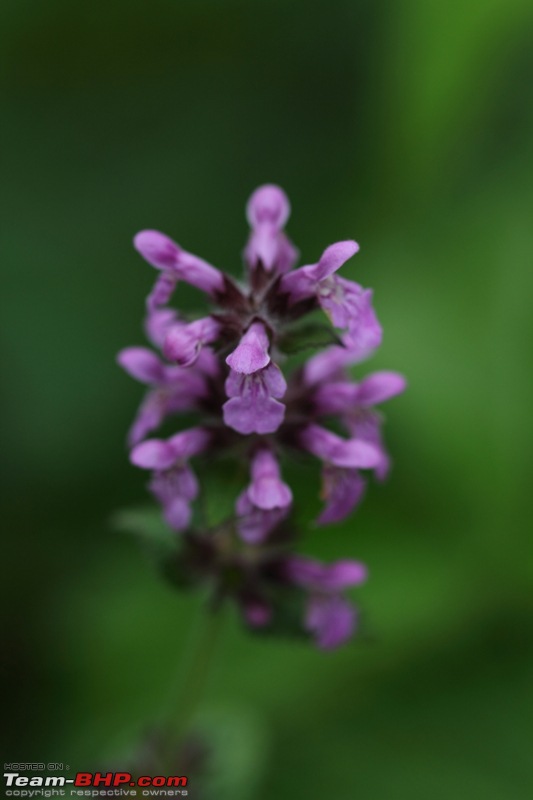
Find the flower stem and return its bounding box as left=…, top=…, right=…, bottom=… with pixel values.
left=161, top=605, right=223, bottom=766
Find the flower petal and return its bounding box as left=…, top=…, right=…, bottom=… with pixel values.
left=130, top=439, right=176, bottom=470
left=226, top=322, right=270, bottom=374
left=306, top=595, right=357, bottom=650
left=223, top=394, right=285, bottom=435
left=317, top=466, right=366, bottom=525
left=247, top=448, right=292, bottom=510
left=300, top=424, right=381, bottom=469
left=311, top=240, right=359, bottom=281
left=163, top=497, right=192, bottom=532
left=246, top=184, right=291, bottom=228
left=355, top=371, right=407, bottom=406
left=134, top=230, right=180, bottom=271
left=117, top=347, right=165, bottom=384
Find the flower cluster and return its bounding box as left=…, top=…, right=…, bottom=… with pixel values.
left=118, top=185, right=405, bottom=649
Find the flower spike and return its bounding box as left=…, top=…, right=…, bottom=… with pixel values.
left=244, top=184, right=298, bottom=274
left=118, top=186, right=405, bottom=649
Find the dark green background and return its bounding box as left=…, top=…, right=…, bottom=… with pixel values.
left=2, top=1, right=533, bottom=797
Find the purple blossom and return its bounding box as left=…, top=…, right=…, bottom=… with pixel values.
left=317, top=465, right=366, bottom=525
left=226, top=321, right=271, bottom=374
left=345, top=410, right=391, bottom=482
left=130, top=428, right=212, bottom=532
left=299, top=424, right=382, bottom=469
left=319, top=281, right=377, bottom=337
left=312, top=371, right=406, bottom=482
left=118, top=185, right=405, bottom=649
left=284, top=556, right=367, bottom=649
left=144, top=307, right=180, bottom=350
left=312, top=371, right=407, bottom=413
left=130, top=427, right=212, bottom=470
left=244, top=184, right=298, bottom=273
left=235, top=492, right=289, bottom=544
left=246, top=448, right=292, bottom=510
left=280, top=240, right=360, bottom=303
left=117, top=347, right=209, bottom=446
left=285, top=556, right=367, bottom=592
left=149, top=465, right=199, bottom=532
left=164, top=316, right=222, bottom=367
left=134, top=230, right=225, bottom=296
left=145, top=271, right=179, bottom=315
left=223, top=363, right=287, bottom=435
left=305, top=595, right=357, bottom=650
left=302, top=327, right=382, bottom=386
left=117, top=346, right=169, bottom=385
left=280, top=240, right=382, bottom=348
left=235, top=448, right=292, bottom=543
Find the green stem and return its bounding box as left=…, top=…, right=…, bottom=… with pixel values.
left=161, top=606, right=223, bottom=766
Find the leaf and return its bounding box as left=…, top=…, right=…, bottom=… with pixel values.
left=111, top=505, right=178, bottom=559
left=279, top=322, right=343, bottom=354
left=194, top=706, right=269, bottom=800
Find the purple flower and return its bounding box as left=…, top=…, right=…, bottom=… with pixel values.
left=117, top=347, right=209, bottom=446
left=313, top=371, right=406, bottom=482
left=313, top=371, right=407, bottom=413
left=134, top=230, right=225, bottom=297
left=130, top=439, right=176, bottom=469
left=144, top=307, right=180, bottom=350
left=164, top=316, right=222, bottom=367
left=302, top=327, right=382, bottom=386
left=280, top=241, right=382, bottom=348
left=296, top=425, right=382, bottom=525
left=130, top=427, right=212, bottom=532
left=235, top=493, right=289, bottom=544
left=149, top=465, right=199, bottom=531
left=345, top=410, right=391, bottom=481
left=225, top=321, right=271, bottom=374
left=284, top=556, right=367, bottom=649
left=235, top=448, right=292, bottom=543
left=285, top=556, right=367, bottom=592
left=130, top=427, right=212, bottom=470
left=244, top=184, right=298, bottom=273
left=119, top=185, right=405, bottom=649
left=117, top=346, right=169, bottom=385
left=319, top=281, right=377, bottom=336
left=223, top=363, right=287, bottom=435
left=317, top=465, right=366, bottom=525
left=299, top=424, right=381, bottom=469
left=145, top=271, right=179, bottom=314
left=246, top=448, right=292, bottom=510
left=305, top=595, right=357, bottom=650
left=280, top=240, right=359, bottom=302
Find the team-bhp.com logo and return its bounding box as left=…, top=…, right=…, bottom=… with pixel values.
left=4, top=771, right=188, bottom=796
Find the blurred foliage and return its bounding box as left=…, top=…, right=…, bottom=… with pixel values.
left=1, top=0, right=533, bottom=797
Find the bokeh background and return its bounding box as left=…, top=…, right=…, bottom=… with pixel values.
left=2, top=0, right=533, bottom=797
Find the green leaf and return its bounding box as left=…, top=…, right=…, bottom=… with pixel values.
left=194, top=706, right=269, bottom=800
left=279, top=322, right=343, bottom=354
left=111, top=505, right=178, bottom=559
